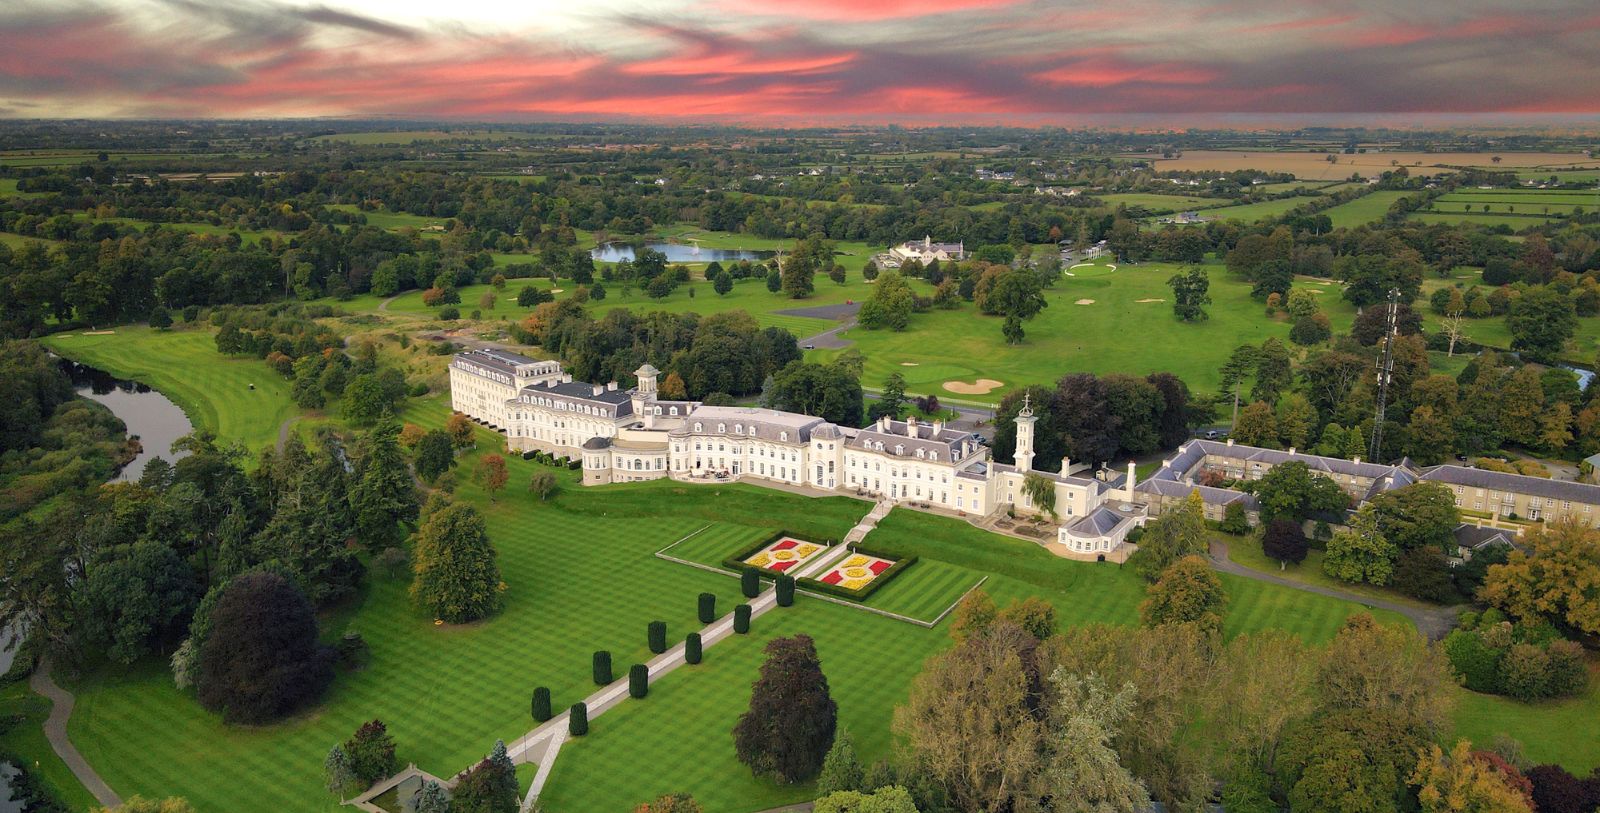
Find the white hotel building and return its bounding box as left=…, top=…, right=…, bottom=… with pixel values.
left=449, top=348, right=1147, bottom=556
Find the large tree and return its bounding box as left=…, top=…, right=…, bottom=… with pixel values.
left=349, top=421, right=418, bottom=550
left=1323, top=505, right=1398, bottom=586
left=1507, top=286, right=1577, bottom=363
left=1260, top=519, right=1309, bottom=570
left=194, top=570, right=334, bottom=724
left=733, top=634, right=838, bottom=783
left=1366, top=483, right=1458, bottom=553
left=1129, top=490, right=1208, bottom=581
left=769, top=359, right=864, bottom=428
left=1139, top=555, right=1227, bottom=636
left=1045, top=671, right=1152, bottom=813
left=1480, top=522, right=1600, bottom=636
left=1251, top=462, right=1349, bottom=523
left=1167, top=267, right=1212, bottom=322
left=410, top=496, right=503, bottom=623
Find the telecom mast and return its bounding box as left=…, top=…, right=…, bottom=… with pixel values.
left=1368, top=288, right=1400, bottom=462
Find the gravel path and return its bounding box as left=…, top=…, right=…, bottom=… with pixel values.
left=29, top=658, right=122, bottom=808
left=1207, top=538, right=1464, bottom=640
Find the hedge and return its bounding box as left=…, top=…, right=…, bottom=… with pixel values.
left=740, top=569, right=761, bottom=599
left=629, top=664, right=649, bottom=699
left=775, top=574, right=795, bottom=607
left=797, top=545, right=919, bottom=602
left=733, top=604, right=751, bottom=634
left=685, top=632, right=702, bottom=664
left=721, top=529, right=836, bottom=578
left=697, top=592, right=716, bottom=624
left=568, top=703, right=588, bottom=736
left=592, top=650, right=612, bottom=685
left=531, top=687, right=552, bottom=722
left=647, top=621, right=667, bottom=654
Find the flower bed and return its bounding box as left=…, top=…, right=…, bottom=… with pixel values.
left=724, top=530, right=829, bottom=576
left=799, top=546, right=917, bottom=601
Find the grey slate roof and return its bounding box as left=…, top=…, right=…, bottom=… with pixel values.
left=683, top=405, right=825, bottom=444
left=989, top=462, right=1108, bottom=494
left=1453, top=523, right=1514, bottom=550
left=1135, top=478, right=1260, bottom=511
left=1063, top=503, right=1142, bottom=539
left=1419, top=464, right=1600, bottom=505
left=850, top=417, right=972, bottom=461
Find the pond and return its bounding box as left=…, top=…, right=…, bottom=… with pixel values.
left=590, top=241, right=776, bottom=264
left=58, top=358, right=194, bottom=481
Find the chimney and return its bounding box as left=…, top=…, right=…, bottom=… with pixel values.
left=1061, top=457, right=1071, bottom=474
left=1124, top=460, right=1137, bottom=502
left=607, top=381, right=618, bottom=391
left=593, top=385, right=604, bottom=396
left=905, top=416, right=918, bottom=438
left=1288, top=447, right=1296, bottom=456
left=932, top=419, right=943, bottom=435
left=1353, top=456, right=1361, bottom=465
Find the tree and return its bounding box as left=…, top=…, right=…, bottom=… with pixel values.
left=1220, top=501, right=1250, bottom=534
left=949, top=589, right=999, bottom=642
left=1411, top=740, right=1536, bottom=813
left=1232, top=401, right=1278, bottom=447
left=817, top=729, right=866, bottom=796
left=446, top=412, right=476, bottom=448
left=149, top=306, right=173, bottom=329
left=476, top=454, right=508, bottom=501
left=1481, top=522, right=1600, bottom=635
left=344, top=719, right=399, bottom=785
left=660, top=371, right=688, bottom=400
left=532, top=686, right=552, bottom=721
left=195, top=571, right=334, bottom=724
left=529, top=470, right=558, bottom=501
left=1507, top=286, right=1577, bottom=363
left=634, top=794, right=705, bottom=813
left=1252, top=461, right=1349, bottom=522
left=1318, top=614, right=1453, bottom=733
left=1167, top=267, right=1212, bottom=321
left=1526, top=765, right=1595, bottom=813
left=451, top=743, right=518, bottom=813
left=1022, top=472, right=1057, bottom=518
left=1323, top=506, right=1397, bottom=586
left=1289, top=313, right=1332, bottom=346
left=893, top=623, right=1046, bottom=812
left=81, top=540, right=199, bottom=664
left=999, top=596, right=1057, bottom=641
left=1392, top=548, right=1457, bottom=603
left=858, top=272, right=916, bottom=332
left=813, top=787, right=919, bottom=813
left=1276, top=393, right=1316, bottom=450
left=768, top=360, right=864, bottom=428
left=1367, top=483, right=1458, bottom=553
left=325, top=745, right=358, bottom=798
left=1251, top=338, right=1292, bottom=403
left=1044, top=671, right=1152, bottom=813
left=1261, top=519, right=1308, bottom=569
left=868, top=373, right=906, bottom=423
left=414, top=781, right=448, bottom=813
left=415, top=429, right=455, bottom=482
left=713, top=271, right=733, bottom=296
left=410, top=496, right=502, bottom=623
left=733, top=634, right=838, bottom=783
left=1139, top=555, right=1227, bottom=636
left=1129, top=490, right=1208, bottom=580
left=350, top=421, right=418, bottom=550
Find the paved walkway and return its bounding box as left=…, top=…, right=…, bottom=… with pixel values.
left=504, top=546, right=847, bottom=810
left=1207, top=538, right=1465, bottom=640
left=29, top=658, right=122, bottom=808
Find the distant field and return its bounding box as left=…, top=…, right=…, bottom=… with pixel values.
left=1098, top=193, right=1224, bottom=212
left=1319, top=191, right=1419, bottom=228
left=1134, top=149, right=1600, bottom=179
left=1167, top=196, right=1320, bottom=224
left=0, top=151, right=242, bottom=168
left=72, top=216, right=284, bottom=244
left=310, top=130, right=530, bottom=145
left=328, top=203, right=448, bottom=231
left=1408, top=212, right=1562, bottom=229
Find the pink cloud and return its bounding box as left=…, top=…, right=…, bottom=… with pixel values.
left=702, top=0, right=1025, bottom=22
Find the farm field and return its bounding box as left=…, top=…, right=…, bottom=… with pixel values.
left=1097, top=192, right=1226, bottom=211
left=1135, top=150, right=1600, bottom=179
left=1319, top=190, right=1419, bottom=228
left=310, top=130, right=532, bottom=145
left=1407, top=211, right=1562, bottom=229
left=1176, top=195, right=1322, bottom=224
left=328, top=203, right=449, bottom=231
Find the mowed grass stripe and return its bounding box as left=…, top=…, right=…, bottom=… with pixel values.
left=863, top=559, right=984, bottom=622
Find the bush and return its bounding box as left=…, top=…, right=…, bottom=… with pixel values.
left=776, top=575, right=795, bottom=607
left=194, top=571, right=335, bottom=724
left=685, top=632, right=702, bottom=665
left=568, top=702, right=588, bottom=736
left=698, top=592, right=716, bottom=624
left=344, top=719, right=399, bottom=785
left=438, top=306, right=459, bottom=321
left=629, top=664, right=649, bottom=699
left=336, top=631, right=369, bottom=669
left=741, top=568, right=761, bottom=599
left=532, top=687, right=552, bottom=722
left=648, top=620, right=667, bottom=654
left=1501, top=643, right=1551, bottom=701
left=592, top=650, right=612, bottom=685
left=1390, top=548, right=1458, bottom=603
left=734, top=604, right=751, bottom=634
left=1443, top=628, right=1504, bottom=693
left=1544, top=640, right=1589, bottom=697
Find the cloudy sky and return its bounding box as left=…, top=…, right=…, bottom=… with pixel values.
left=3, top=0, right=1598, bottom=121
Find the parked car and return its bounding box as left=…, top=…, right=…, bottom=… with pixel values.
left=803, top=343, right=815, bottom=350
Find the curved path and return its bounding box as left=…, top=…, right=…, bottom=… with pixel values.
left=1208, top=538, right=1464, bottom=640
left=29, top=658, right=122, bottom=808
left=376, top=292, right=406, bottom=313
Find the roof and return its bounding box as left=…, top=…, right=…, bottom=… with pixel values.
left=1419, top=465, right=1600, bottom=505
left=683, top=405, right=825, bottom=443
left=581, top=437, right=611, bottom=450
left=991, top=462, right=1107, bottom=494
left=1063, top=503, right=1144, bottom=539
left=1135, top=478, right=1260, bottom=510
left=1181, top=439, right=1402, bottom=481
left=849, top=417, right=974, bottom=461
left=1453, top=523, right=1514, bottom=550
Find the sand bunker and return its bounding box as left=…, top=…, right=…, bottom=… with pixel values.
left=1135, top=298, right=1165, bottom=303
left=1070, top=263, right=1094, bottom=269
left=944, top=379, right=1004, bottom=395
left=899, top=362, right=920, bottom=366
left=1075, top=299, right=1096, bottom=305
left=81, top=330, right=115, bottom=335
left=550, top=288, right=564, bottom=293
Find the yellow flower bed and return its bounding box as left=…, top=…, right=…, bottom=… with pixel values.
left=772, top=550, right=796, bottom=561
left=795, top=543, right=819, bottom=557
left=843, top=555, right=870, bottom=568
left=841, top=578, right=870, bottom=590
left=843, top=567, right=870, bottom=579
left=747, top=552, right=772, bottom=567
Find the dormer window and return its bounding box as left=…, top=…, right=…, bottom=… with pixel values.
left=694, top=422, right=703, bottom=432
left=735, top=424, right=743, bottom=434
left=916, top=449, right=925, bottom=459
left=931, top=452, right=939, bottom=461
left=780, top=432, right=789, bottom=442
left=718, top=423, right=726, bottom=433
left=670, top=407, right=679, bottom=416
left=895, top=444, right=905, bottom=456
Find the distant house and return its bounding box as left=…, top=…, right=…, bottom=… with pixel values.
left=1453, top=524, right=1518, bottom=560
left=889, top=235, right=966, bottom=265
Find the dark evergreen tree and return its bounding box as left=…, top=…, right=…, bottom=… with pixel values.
left=732, top=634, right=838, bottom=783
left=630, top=664, right=649, bottom=698
left=195, top=570, right=335, bottom=724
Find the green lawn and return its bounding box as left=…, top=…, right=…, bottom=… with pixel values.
left=1168, top=196, right=1324, bottom=225
left=310, top=130, right=533, bottom=145
left=1097, top=193, right=1225, bottom=212
left=813, top=259, right=1360, bottom=401
left=1407, top=212, right=1561, bottom=230
left=0, top=680, right=100, bottom=811
left=328, top=204, right=450, bottom=231
left=1451, top=678, right=1600, bottom=773
left=1223, top=531, right=1437, bottom=611
left=42, top=326, right=299, bottom=456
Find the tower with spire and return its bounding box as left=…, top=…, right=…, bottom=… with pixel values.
left=1013, top=393, right=1037, bottom=473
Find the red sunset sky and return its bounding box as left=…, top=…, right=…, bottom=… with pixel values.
left=2, top=0, right=1598, bottom=121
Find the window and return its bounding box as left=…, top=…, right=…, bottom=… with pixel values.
left=718, top=423, right=726, bottom=433
left=781, top=432, right=789, bottom=442
left=694, top=422, right=702, bottom=432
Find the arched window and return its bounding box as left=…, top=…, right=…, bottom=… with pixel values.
left=670, top=406, right=679, bottom=416
left=718, top=423, right=726, bottom=433
left=780, top=431, right=789, bottom=442
left=694, top=422, right=703, bottom=432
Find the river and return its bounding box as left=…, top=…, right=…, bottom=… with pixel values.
left=57, top=358, right=194, bottom=481
left=590, top=241, right=776, bottom=264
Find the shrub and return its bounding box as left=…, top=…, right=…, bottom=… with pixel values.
left=629, top=664, right=649, bottom=699
left=685, top=632, right=702, bottom=664
left=438, top=306, right=459, bottom=321
left=532, top=687, right=552, bottom=722
left=1501, top=643, right=1551, bottom=701
left=568, top=702, right=588, bottom=736
left=592, top=650, right=612, bottom=685
left=1544, top=640, right=1589, bottom=697
left=344, top=719, right=399, bottom=785
left=734, top=604, right=751, bottom=634
left=775, top=575, right=795, bottom=607
left=1443, top=628, right=1504, bottom=693
left=698, top=592, right=716, bottom=624
left=1219, top=502, right=1250, bottom=534
left=741, top=568, right=761, bottom=598
left=1390, top=548, right=1458, bottom=603
left=648, top=621, right=667, bottom=654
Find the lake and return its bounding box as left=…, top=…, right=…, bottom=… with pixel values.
left=590, top=241, right=776, bottom=264
left=58, top=358, right=194, bottom=480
